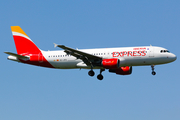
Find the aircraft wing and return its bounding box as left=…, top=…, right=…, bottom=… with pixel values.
left=4, top=52, right=29, bottom=59
left=54, top=44, right=102, bottom=66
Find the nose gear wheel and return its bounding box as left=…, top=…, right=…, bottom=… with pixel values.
left=151, top=65, right=156, bottom=75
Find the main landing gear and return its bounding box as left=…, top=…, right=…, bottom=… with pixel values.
left=97, top=69, right=105, bottom=80
left=151, top=65, right=156, bottom=75
left=88, top=69, right=105, bottom=80
left=88, top=65, right=95, bottom=76
left=88, top=70, right=95, bottom=76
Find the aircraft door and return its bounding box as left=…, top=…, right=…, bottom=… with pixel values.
left=149, top=46, right=154, bottom=57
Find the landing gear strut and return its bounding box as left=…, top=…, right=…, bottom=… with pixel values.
left=97, top=69, right=105, bottom=80
left=151, top=65, right=156, bottom=75
left=88, top=65, right=95, bottom=77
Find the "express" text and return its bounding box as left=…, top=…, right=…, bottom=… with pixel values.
left=112, top=51, right=147, bottom=57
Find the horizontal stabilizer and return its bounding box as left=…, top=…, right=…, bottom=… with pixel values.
left=4, top=52, right=30, bottom=59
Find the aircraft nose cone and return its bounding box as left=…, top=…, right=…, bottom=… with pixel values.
left=169, top=53, right=177, bottom=62
left=174, top=55, right=177, bottom=61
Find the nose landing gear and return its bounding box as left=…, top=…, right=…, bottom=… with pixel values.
left=151, top=65, right=156, bottom=75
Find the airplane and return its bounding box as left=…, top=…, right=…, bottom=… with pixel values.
left=5, top=26, right=177, bottom=80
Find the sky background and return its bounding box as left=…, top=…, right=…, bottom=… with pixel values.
left=0, top=0, right=180, bottom=120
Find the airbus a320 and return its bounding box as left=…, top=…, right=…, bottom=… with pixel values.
left=5, top=26, right=177, bottom=80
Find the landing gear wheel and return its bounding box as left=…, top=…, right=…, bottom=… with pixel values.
left=151, top=65, right=156, bottom=76
left=97, top=74, right=103, bottom=80
left=88, top=70, right=95, bottom=77
left=152, top=71, right=156, bottom=75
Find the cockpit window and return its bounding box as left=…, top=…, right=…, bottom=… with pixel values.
left=160, top=50, right=170, bottom=53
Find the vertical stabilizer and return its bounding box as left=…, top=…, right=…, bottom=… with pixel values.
left=11, top=26, right=41, bottom=55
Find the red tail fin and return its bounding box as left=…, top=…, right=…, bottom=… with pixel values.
left=10, top=26, right=54, bottom=68
left=11, top=26, right=41, bottom=55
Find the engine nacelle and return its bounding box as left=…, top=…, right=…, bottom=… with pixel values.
left=102, top=58, right=120, bottom=69
left=109, top=66, right=132, bottom=75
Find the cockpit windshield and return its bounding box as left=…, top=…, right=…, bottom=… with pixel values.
left=160, top=50, right=170, bottom=53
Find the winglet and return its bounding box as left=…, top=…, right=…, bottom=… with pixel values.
left=53, top=43, right=58, bottom=48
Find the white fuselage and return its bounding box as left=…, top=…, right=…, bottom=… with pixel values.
left=41, top=46, right=176, bottom=69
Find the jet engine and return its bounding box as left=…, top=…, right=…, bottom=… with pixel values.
left=109, top=66, right=132, bottom=75
left=102, top=58, right=120, bottom=69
